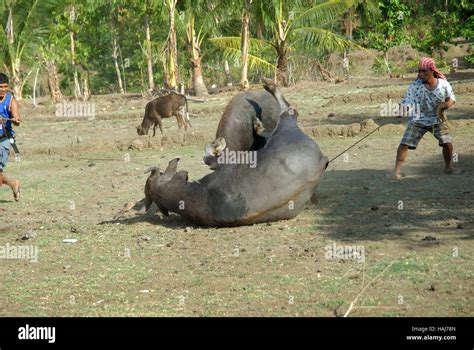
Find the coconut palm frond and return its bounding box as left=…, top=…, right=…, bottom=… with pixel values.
left=296, top=0, right=354, bottom=26
left=210, top=36, right=273, bottom=52
left=210, top=38, right=276, bottom=73
left=294, top=27, right=361, bottom=53
left=16, top=0, right=63, bottom=48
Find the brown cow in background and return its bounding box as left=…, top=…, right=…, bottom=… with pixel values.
left=137, top=92, right=191, bottom=136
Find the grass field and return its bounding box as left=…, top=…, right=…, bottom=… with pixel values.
left=0, top=74, right=473, bottom=316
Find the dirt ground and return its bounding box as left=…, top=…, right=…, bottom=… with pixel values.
left=0, top=71, right=473, bottom=316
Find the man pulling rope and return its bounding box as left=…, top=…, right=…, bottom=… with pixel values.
left=393, top=57, right=461, bottom=179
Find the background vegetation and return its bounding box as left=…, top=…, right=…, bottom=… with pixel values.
left=0, top=0, right=472, bottom=99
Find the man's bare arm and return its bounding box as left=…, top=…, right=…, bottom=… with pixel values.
left=439, top=98, right=455, bottom=110
left=10, top=98, right=20, bottom=126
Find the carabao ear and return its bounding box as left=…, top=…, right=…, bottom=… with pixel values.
left=163, top=158, right=180, bottom=177
left=204, top=137, right=226, bottom=159
left=252, top=116, right=266, bottom=135
left=213, top=137, right=226, bottom=154
left=262, top=78, right=277, bottom=94
left=144, top=166, right=160, bottom=175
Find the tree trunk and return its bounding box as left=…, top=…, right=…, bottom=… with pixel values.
left=33, top=67, right=39, bottom=107
left=11, top=59, right=22, bottom=99
left=275, top=15, right=289, bottom=87
left=144, top=14, right=154, bottom=91
left=276, top=46, right=288, bottom=87
left=343, top=9, right=353, bottom=41
left=342, top=8, right=353, bottom=79
left=240, top=0, right=252, bottom=91
left=191, top=61, right=207, bottom=96
left=256, top=20, right=264, bottom=40
left=111, top=6, right=124, bottom=94
left=119, top=45, right=127, bottom=92
left=162, top=54, right=169, bottom=89
left=72, top=63, right=81, bottom=99
left=342, top=50, right=349, bottom=79
left=224, top=60, right=233, bottom=86
left=112, top=36, right=124, bottom=94
left=82, top=74, right=90, bottom=101
left=6, top=8, right=14, bottom=45
left=383, top=51, right=391, bottom=75
left=46, top=60, right=64, bottom=103
left=186, top=15, right=208, bottom=96
left=70, top=6, right=82, bottom=100
left=166, top=0, right=179, bottom=90
left=6, top=8, right=22, bottom=99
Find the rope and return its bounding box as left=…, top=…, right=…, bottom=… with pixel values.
left=328, top=125, right=382, bottom=163
left=15, top=113, right=382, bottom=167
left=64, top=156, right=152, bottom=167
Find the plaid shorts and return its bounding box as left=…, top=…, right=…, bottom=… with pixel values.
left=400, top=122, right=452, bottom=150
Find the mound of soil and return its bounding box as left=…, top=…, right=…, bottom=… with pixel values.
left=328, top=49, right=380, bottom=77
left=440, top=41, right=473, bottom=69
left=322, top=82, right=474, bottom=107
left=386, top=45, right=423, bottom=66
left=305, top=119, right=382, bottom=138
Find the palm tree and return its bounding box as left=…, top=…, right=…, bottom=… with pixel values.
left=132, top=0, right=162, bottom=92
left=240, top=0, right=253, bottom=90
left=267, top=0, right=359, bottom=86
left=211, top=0, right=359, bottom=87
left=68, top=4, right=83, bottom=99
left=110, top=1, right=125, bottom=94
left=208, top=0, right=275, bottom=87
left=342, top=0, right=379, bottom=41
left=38, top=43, right=64, bottom=103
left=205, top=0, right=274, bottom=90
left=164, top=0, right=179, bottom=89
left=180, top=0, right=261, bottom=94
left=0, top=0, right=61, bottom=100
left=181, top=0, right=218, bottom=96
left=142, top=0, right=162, bottom=91
left=341, top=0, right=379, bottom=77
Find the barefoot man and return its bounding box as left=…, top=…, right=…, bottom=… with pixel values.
left=0, top=73, right=21, bottom=201
left=394, top=57, right=461, bottom=179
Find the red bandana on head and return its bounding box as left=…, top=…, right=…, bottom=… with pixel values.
left=419, top=57, right=446, bottom=80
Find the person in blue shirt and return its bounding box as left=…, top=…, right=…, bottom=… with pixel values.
left=0, top=73, right=21, bottom=201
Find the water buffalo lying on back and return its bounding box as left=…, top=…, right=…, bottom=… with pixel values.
left=137, top=92, right=191, bottom=136
left=137, top=82, right=328, bottom=227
